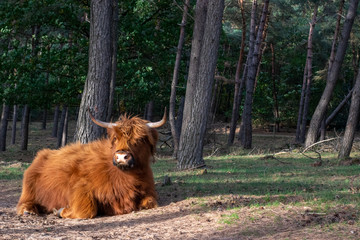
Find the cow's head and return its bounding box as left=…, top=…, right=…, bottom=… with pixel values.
left=89, top=109, right=166, bottom=170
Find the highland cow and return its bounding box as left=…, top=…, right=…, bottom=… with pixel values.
left=17, top=110, right=166, bottom=219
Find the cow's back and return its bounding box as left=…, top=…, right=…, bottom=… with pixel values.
left=24, top=141, right=113, bottom=212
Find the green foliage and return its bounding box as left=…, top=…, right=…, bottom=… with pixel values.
left=116, top=0, right=193, bottom=114
left=0, top=0, right=358, bottom=127
left=0, top=0, right=88, bottom=108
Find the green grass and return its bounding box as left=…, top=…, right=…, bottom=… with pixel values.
left=153, top=152, right=360, bottom=208
left=219, top=212, right=240, bottom=224
left=0, top=163, right=29, bottom=180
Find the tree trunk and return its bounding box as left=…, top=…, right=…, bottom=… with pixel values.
left=52, top=105, right=60, bottom=138
left=11, top=105, right=17, bottom=145
left=62, top=107, right=69, bottom=147
left=338, top=65, right=360, bottom=159
left=0, top=104, right=10, bottom=151
left=74, top=0, right=114, bottom=143
left=305, top=0, right=359, bottom=147
left=329, top=0, right=345, bottom=72
left=107, top=0, right=118, bottom=122
left=325, top=89, right=353, bottom=127
left=320, top=114, right=326, bottom=140
left=295, top=63, right=308, bottom=142
left=320, top=0, right=344, bottom=140
left=299, top=4, right=318, bottom=143
left=57, top=106, right=68, bottom=148
left=270, top=43, right=280, bottom=132
left=21, top=105, right=30, bottom=151
left=41, top=109, right=47, bottom=130
left=228, top=0, right=246, bottom=145
left=145, top=101, right=154, bottom=121
left=169, top=0, right=190, bottom=159
left=175, top=96, right=185, bottom=142
left=240, top=0, right=269, bottom=149
left=238, top=0, right=258, bottom=144
left=177, top=0, right=225, bottom=170
left=351, top=38, right=359, bottom=85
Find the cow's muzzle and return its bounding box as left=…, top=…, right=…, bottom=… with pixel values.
left=113, top=151, right=135, bottom=170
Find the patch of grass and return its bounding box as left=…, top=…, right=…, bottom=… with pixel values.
left=219, top=212, right=240, bottom=225
left=153, top=152, right=360, bottom=209
left=0, top=163, right=29, bottom=180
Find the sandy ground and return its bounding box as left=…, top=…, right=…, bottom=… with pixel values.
left=1, top=178, right=360, bottom=240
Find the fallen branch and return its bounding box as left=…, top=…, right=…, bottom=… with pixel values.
left=302, top=137, right=338, bottom=153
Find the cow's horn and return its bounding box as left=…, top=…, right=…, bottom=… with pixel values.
left=146, top=108, right=166, bottom=128
left=88, top=108, right=117, bottom=129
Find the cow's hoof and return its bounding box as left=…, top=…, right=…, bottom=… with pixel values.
left=53, top=208, right=64, bottom=218
left=23, top=211, right=31, bottom=216
left=22, top=209, right=36, bottom=216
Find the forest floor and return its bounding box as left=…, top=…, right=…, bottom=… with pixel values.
left=1, top=122, right=360, bottom=239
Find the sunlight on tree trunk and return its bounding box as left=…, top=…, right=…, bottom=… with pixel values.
left=177, top=0, right=225, bottom=170
left=74, top=0, right=116, bottom=143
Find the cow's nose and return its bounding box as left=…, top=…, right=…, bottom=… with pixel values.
left=114, top=152, right=132, bottom=164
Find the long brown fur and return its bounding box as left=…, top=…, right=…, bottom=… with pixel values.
left=17, top=115, right=159, bottom=219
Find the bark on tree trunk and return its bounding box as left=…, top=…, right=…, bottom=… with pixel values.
left=21, top=105, right=30, bottom=151
left=169, top=0, right=190, bottom=159
left=228, top=0, right=246, bottom=146
left=57, top=106, right=68, bottom=148
left=329, top=0, right=345, bottom=72
left=299, top=5, right=318, bottom=143
left=107, top=0, right=118, bottom=122
left=177, top=0, right=225, bottom=170
left=338, top=66, right=360, bottom=159
left=0, top=104, right=10, bottom=151
left=295, top=63, right=308, bottom=142
left=240, top=0, right=269, bottom=149
left=62, top=106, right=69, bottom=147
left=11, top=105, right=17, bottom=145
left=74, top=0, right=114, bottom=143
left=320, top=0, right=344, bottom=140
left=270, top=43, right=280, bottom=132
left=238, top=0, right=258, bottom=144
left=175, top=96, right=185, bottom=142
left=52, top=105, right=60, bottom=138
left=145, top=101, right=154, bottom=121
left=351, top=38, right=359, bottom=85
left=325, top=89, right=353, bottom=127
left=305, top=0, right=359, bottom=147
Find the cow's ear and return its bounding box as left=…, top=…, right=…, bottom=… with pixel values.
left=148, top=128, right=159, bottom=155
left=148, top=128, right=158, bottom=146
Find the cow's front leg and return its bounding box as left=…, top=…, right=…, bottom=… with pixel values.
left=57, top=183, right=97, bottom=219
left=139, top=196, right=158, bottom=210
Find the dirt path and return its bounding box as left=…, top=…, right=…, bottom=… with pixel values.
left=1, top=179, right=360, bottom=240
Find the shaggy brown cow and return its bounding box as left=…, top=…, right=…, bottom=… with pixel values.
left=17, top=110, right=166, bottom=219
